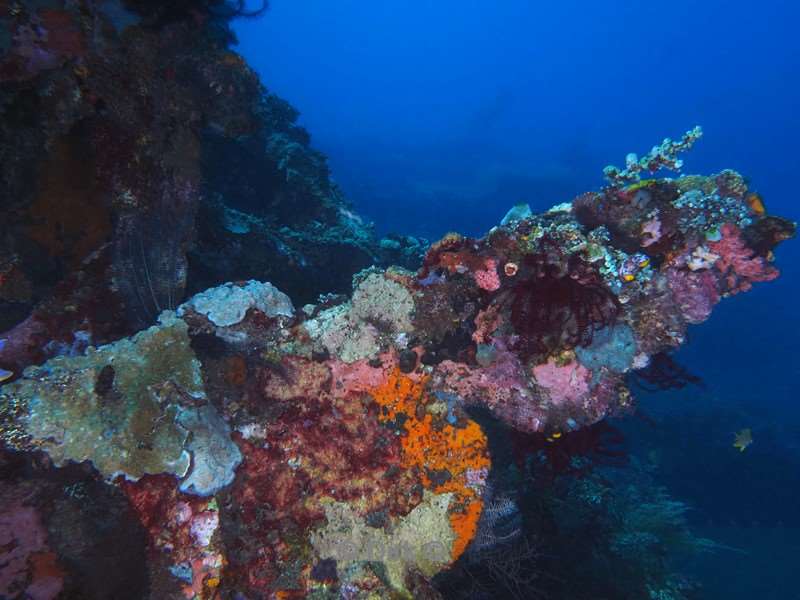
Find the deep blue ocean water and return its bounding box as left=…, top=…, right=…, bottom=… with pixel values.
left=235, top=2, right=800, bottom=597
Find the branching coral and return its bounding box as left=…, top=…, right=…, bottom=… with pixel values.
left=3, top=3, right=792, bottom=597
left=603, top=126, right=703, bottom=186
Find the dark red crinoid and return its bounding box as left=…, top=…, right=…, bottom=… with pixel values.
left=505, top=243, right=620, bottom=359
left=629, top=352, right=704, bottom=392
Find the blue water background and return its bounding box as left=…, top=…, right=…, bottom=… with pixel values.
left=235, top=2, right=800, bottom=597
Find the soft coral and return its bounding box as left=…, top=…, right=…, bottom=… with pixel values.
left=708, top=223, right=779, bottom=294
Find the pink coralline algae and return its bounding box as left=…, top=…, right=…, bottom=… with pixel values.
left=473, top=258, right=502, bottom=291
left=531, top=358, right=591, bottom=407
left=328, top=353, right=395, bottom=392
left=709, top=223, right=780, bottom=294
left=436, top=344, right=541, bottom=431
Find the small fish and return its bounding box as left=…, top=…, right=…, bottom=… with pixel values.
left=745, top=192, right=766, bottom=216
left=619, top=253, right=650, bottom=282
left=0, top=368, right=13, bottom=383
left=733, top=428, right=753, bottom=452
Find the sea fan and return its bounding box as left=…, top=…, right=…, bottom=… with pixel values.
left=467, top=487, right=521, bottom=562
left=112, top=179, right=197, bottom=326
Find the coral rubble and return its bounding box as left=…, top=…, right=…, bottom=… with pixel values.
left=0, top=155, right=793, bottom=596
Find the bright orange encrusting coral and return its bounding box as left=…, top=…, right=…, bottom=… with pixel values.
left=368, top=368, right=490, bottom=561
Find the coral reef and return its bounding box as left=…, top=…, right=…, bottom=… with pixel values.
left=0, top=151, right=793, bottom=596
left=3, top=3, right=791, bottom=597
